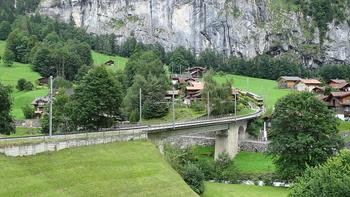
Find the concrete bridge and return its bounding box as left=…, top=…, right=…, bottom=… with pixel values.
left=146, top=108, right=264, bottom=159
left=0, top=108, right=263, bottom=158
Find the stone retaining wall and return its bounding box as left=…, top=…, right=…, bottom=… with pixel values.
left=0, top=132, right=146, bottom=157
left=239, top=140, right=270, bottom=152
left=165, top=136, right=215, bottom=148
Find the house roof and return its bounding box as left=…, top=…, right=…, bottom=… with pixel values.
left=299, top=79, right=321, bottom=85
left=31, top=97, right=50, bottom=105
left=329, top=82, right=350, bottom=90
left=329, top=79, right=347, bottom=84
left=278, top=76, right=301, bottom=81
left=186, top=67, right=206, bottom=72
left=330, top=92, right=350, bottom=98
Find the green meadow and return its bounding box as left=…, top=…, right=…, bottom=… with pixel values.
left=203, top=182, right=289, bottom=197
left=214, top=74, right=292, bottom=109
left=0, top=141, right=197, bottom=197
left=92, top=51, right=128, bottom=71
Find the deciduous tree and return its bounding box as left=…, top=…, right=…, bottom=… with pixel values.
left=269, top=92, right=344, bottom=180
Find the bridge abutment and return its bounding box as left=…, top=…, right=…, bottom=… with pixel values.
left=214, top=122, right=247, bottom=160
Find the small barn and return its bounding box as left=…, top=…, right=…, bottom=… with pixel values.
left=277, top=76, right=301, bottom=89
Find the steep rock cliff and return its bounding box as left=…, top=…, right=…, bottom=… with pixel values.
left=38, top=0, right=350, bottom=65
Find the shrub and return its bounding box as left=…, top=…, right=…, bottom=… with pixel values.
left=180, top=163, right=205, bottom=194
left=290, top=150, right=350, bottom=197
left=53, top=76, right=72, bottom=89
left=23, top=81, right=34, bottom=91
left=16, top=78, right=27, bottom=91
left=22, top=105, right=35, bottom=119
left=215, top=152, right=238, bottom=182
left=16, top=79, right=34, bottom=91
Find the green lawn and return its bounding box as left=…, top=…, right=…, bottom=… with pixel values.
left=214, top=74, right=292, bottom=109
left=202, top=182, right=289, bottom=197
left=338, top=120, right=350, bottom=133
left=194, top=146, right=275, bottom=174
left=234, top=152, right=275, bottom=173
left=0, top=141, right=197, bottom=197
left=92, top=51, right=128, bottom=71
left=345, top=135, right=350, bottom=143
left=0, top=127, right=42, bottom=138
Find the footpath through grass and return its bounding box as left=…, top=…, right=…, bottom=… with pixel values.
left=202, top=182, right=289, bottom=197
left=214, top=74, right=292, bottom=109
left=0, top=141, right=197, bottom=197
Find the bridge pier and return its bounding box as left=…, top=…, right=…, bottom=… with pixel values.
left=214, top=122, right=247, bottom=160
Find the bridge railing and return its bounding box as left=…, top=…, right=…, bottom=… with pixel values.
left=0, top=107, right=264, bottom=140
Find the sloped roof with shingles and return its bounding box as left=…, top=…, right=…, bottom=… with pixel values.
left=278, top=76, right=301, bottom=81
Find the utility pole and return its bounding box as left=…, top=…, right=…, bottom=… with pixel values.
left=139, top=88, right=142, bottom=124
left=234, top=91, right=237, bottom=122
left=207, top=91, right=210, bottom=119
left=49, top=76, right=53, bottom=137
left=172, top=87, right=175, bottom=129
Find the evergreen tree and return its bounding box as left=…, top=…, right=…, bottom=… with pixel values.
left=0, top=83, right=15, bottom=135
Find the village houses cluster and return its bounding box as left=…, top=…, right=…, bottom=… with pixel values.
left=278, top=76, right=350, bottom=120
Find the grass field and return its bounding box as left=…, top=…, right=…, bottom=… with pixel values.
left=194, top=146, right=275, bottom=174
left=234, top=152, right=275, bottom=173
left=12, top=89, right=49, bottom=119
left=0, top=141, right=197, bottom=197
left=202, top=182, right=289, bottom=197
left=338, top=120, right=350, bottom=133
left=214, top=74, right=292, bottom=109
left=92, top=51, right=128, bottom=71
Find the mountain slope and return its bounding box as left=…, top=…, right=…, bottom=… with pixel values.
left=39, top=0, right=350, bottom=65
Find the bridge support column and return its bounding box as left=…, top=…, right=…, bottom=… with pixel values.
left=214, top=122, right=246, bottom=160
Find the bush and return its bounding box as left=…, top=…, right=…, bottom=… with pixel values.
left=16, top=78, right=27, bottom=91
left=180, top=163, right=205, bottom=194
left=290, top=150, right=350, bottom=197
left=190, top=101, right=205, bottom=112
left=53, top=76, right=72, bottom=89
left=16, top=79, right=33, bottom=91
left=215, top=152, right=239, bottom=182
left=23, top=81, right=34, bottom=91
left=22, top=105, right=35, bottom=119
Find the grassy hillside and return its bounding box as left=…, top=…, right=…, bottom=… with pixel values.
left=0, top=40, right=49, bottom=119
left=0, top=40, right=127, bottom=120
left=0, top=141, right=197, bottom=197
left=214, top=74, right=292, bottom=109
left=92, top=51, right=128, bottom=71
left=203, top=182, right=289, bottom=197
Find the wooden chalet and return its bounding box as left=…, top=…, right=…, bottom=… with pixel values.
left=324, top=92, right=350, bottom=119
left=295, top=79, right=322, bottom=92
left=37, top=77, right=49, bottom=86
left=277, top=76, right=301, bottom=89
left=31, top=96, right=50, bottom=118
left=185, top=81, right=204, bottom=104
left=328, top=82, right=350, bottom=92
left=328, top=79, right=347, bottom=87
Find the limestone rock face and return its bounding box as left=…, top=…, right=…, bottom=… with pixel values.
left=38, top=0, right=350, bottom=64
